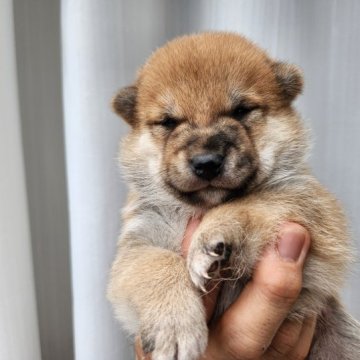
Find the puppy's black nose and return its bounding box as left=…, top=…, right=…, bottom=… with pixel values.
left=190, top=153, right=224, bottom=181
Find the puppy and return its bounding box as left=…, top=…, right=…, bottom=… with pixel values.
left=107, top=32, right=360, bottom=359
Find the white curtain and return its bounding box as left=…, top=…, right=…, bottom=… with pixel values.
left=1, top=1, right=360, bottom=359
left=0, top=1, right=41, bottom=359
left=61, top=1, right=132, bottom=359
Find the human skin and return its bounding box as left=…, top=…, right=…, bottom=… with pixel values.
left=135, top=221, right=316, bottom=360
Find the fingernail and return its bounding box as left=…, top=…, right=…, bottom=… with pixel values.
left=277, top=224, right=307, bottom=261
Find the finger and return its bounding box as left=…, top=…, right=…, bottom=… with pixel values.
left=135, top=337, right=151, bottom=360
left=203, top=280, right=222, bottom=323
left=207, top=223, right=310, bottom=360
left=265, top=317, right=304, bottom=359
left=287, top=315, right=317, bottom=359
left=181, top=216, right=202, bottom=257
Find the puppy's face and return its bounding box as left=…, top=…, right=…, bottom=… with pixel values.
left=114, top=33, right=307, bottom=208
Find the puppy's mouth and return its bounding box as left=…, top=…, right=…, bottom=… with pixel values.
left=165, top=168, right=258, bottom=208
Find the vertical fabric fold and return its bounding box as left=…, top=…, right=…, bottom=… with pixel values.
left=0, top=1, right=41, bottom=359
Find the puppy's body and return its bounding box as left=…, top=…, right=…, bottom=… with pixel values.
left=108, top=33, right=360, bottom=359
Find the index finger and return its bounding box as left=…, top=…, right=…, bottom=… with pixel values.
left=181, top=217, right=202, bottom=257
left=135, top=337, right=151, bottom=360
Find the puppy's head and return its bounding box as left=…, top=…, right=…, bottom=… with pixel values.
left=114, top=32, right=308, bottom=208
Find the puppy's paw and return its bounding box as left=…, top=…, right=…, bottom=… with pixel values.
left=140, top=306, right=208, bottom=360
left=187, top=231, right=233, bottom=292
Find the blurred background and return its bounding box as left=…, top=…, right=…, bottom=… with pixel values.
left=1, top=0, right=360, bottom=359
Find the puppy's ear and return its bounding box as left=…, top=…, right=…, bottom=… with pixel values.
left=272, top=62, right=303, bottom=103
left=112, top=86, right=138, bottom=125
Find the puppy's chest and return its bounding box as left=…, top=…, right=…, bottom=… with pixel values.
left=159, top=209, right=191, bottom=252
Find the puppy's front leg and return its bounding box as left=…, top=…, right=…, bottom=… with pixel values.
left=187, top=198, right=287, bottom=293
left=108, top=244, right=208, bottom=360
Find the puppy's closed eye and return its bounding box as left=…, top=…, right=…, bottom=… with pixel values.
left=159, top=116, right=180, bottom=130
left=229, top=104, right=257, bottom=122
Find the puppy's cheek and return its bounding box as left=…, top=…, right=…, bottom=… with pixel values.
left=257, top=142, right=276, bottom=178
left=136, top=132, right=162, bottom=176
left=255, top=116, right=289, bottom=180
left=172, top=152, right=191, bottom=178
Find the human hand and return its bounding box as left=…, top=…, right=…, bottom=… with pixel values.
left=135, top=221, right=315, bottom=360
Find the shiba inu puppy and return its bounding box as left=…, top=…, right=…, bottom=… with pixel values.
left=107, top=32, right=360, bottom=359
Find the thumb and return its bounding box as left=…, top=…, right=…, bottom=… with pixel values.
left=206, top=222, right=311, bottom=359
left=254, top=222, right=310, bottom=303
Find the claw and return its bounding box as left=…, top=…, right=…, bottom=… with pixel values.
left=202, top=272, right=211, bottom=279
left=209, top=251, right=220, bottom=257
left=199, top=283, right=207, bottom=293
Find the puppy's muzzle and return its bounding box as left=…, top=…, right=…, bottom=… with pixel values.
left=190, top=153, right=224, bottom=181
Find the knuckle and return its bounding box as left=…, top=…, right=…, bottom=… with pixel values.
left=262, top=271, right=302, bottom=306
left=269, top=323, right=301, bottom=356
left=224, top=326, right=268, bottom=359
left=290, top=350, right=308, bottom=360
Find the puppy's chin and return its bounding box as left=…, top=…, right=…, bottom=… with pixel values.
left=165, top=168, right=258, bottom=208
left=166, top=184, right=229, bottom=208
